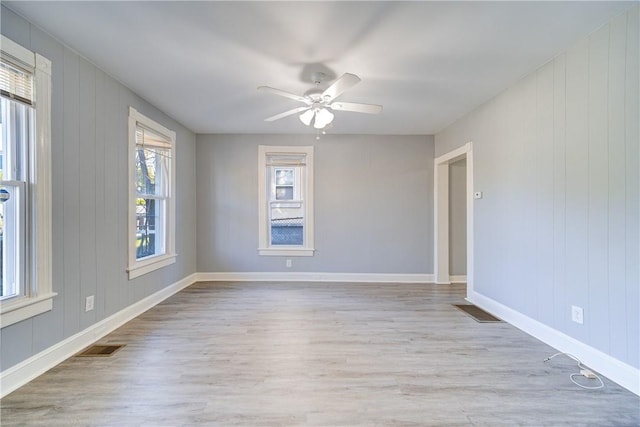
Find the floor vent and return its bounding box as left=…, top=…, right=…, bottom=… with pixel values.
left=76, top=344, right=125, bottom=357
left=453, top=304, right=502, bottom=322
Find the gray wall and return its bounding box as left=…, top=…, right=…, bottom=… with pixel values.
left=196, top=134, right=434, bottom=274
left=449, top=159, right=466, bottom=275
left=0, top=6, right=197, bottom=371
left=436, top=7, right=638, bottom=369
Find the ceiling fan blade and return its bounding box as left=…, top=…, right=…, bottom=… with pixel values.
left=258, top=86, right=310, bottom=104
left=322, top=73, right=361, bottom=101
left=329, top=102, right=383, bottom=114
left=264, top=106, right=310, bottom=122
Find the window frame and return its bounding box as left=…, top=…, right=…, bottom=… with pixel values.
left=127, top=107, right=176, bottom=279
left=0, top=35, right=55, bottom=328
left=258, top=145, right=314, bottom=257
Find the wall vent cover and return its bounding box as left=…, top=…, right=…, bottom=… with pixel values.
left=76, top=344, right=125, bottom=357
left=453, top=304, right=502, bottom=322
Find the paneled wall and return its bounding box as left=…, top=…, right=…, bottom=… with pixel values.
left=196, top=134, right=434, bottom=275
left=0, top=6, right=197, bottom=371
left=436, top=7, right=638, bottom=368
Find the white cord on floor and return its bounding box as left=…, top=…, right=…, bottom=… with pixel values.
left=543, top=352, right=605, bottom=390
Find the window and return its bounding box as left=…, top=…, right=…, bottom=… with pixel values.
left=1, top=92, right=29, bottom=301
left=0, top=35, right=54, bottom=328
left=258, top=145, right=314, bottom=256
left=127, top=107, right=176, bottom=279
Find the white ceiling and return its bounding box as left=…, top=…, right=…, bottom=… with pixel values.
left=5, top=1, right=634, bottom=135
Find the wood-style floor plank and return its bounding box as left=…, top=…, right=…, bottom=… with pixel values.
left=1, top=282, right=639, bottom=426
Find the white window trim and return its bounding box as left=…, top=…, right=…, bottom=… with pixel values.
left=258, top=145, right=315, bottom=257
left=0, top=36, right=56, bottom=328
left=127, top=107, right=176, bottom=279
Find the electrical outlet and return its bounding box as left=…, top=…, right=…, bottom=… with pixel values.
left=571, top=305, right=583, bottom=324
left=85, top=295, right=95, bottom=312
left=286, top=259, right=292, bottom=268
left=580, top=369, right=597, bottom=379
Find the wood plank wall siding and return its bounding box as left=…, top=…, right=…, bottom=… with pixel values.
left=0, top=5, right=198, bottom=371
left=435, top=7, right=639, bottom=371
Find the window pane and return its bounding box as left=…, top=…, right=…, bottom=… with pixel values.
left=275, top=169, right=294, bottom=185
left=135, top=146, right=168, bottom=197
left=1, top=98, right=29, bottom=182
left=0, top=184, right=24, bottom=299
left=275, top=186, right=293, bottom=200
left=270, top=203, right=303, bottom=245
left=135, top=197, right=165, bottom=259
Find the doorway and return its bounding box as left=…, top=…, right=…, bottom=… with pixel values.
left=434, top=142, right=474, bottom=299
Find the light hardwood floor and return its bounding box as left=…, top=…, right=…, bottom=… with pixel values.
left=1, top=282, right=639, bottom=426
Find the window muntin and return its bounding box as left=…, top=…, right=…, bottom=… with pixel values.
left=258, top=146, right=314, bottom=256
left=0, top=35, right=55, bottom=328
left=127, top=107, right=176, bottom=279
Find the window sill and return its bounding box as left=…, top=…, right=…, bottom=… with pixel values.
left=258, top=248, right=315, bottom=257
left=128, top=253, right=177, bottom=280
left=0, top=292, right=57, bottom=328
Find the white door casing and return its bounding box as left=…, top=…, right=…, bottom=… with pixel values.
left=433, top=142, right=474, bottom=299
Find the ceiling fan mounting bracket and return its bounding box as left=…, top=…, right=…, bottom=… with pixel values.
left=310, top=71, right=327, bottom=86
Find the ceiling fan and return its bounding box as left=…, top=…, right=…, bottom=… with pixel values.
left=258, top=72, right=382, bottom=130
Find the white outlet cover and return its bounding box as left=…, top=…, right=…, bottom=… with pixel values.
left=571, top=305, right=584, bottom=324
left=85, top=295, right=95, bottom=312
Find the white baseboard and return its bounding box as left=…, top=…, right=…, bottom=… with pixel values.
left=0, top=273, right=197, bottom=398
left=450, top=275, right=467, bottom=283
left=467, top=290, right=640, bottom=396
left=196, top=271, right=434, bottom=283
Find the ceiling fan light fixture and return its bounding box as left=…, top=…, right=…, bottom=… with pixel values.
left=299, top=109, right=314, bottom=126
left=314, top=108, right=334, bottom=129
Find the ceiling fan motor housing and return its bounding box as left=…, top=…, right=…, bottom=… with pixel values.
left=304, top=88, right=324, bottom=101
